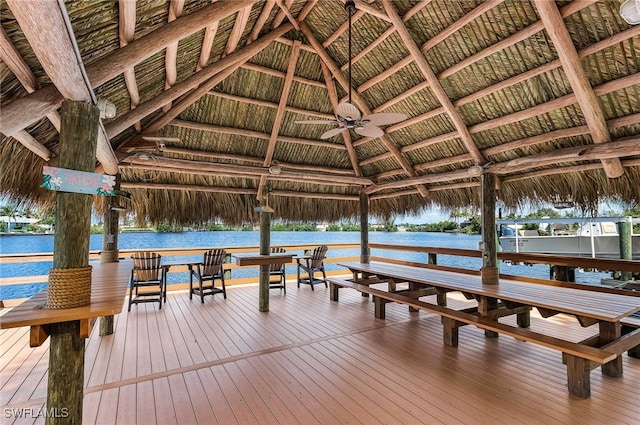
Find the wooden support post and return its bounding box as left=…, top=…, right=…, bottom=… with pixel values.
left=48, top=100, right=100, bottom=425
left=373, top=296, right=386, bottom=319
left=360, top=191, right=370, bottom=263
left=100, top=176, right=120, bottom=336
left=599, top=321, right=623, bottom=377
left=480, top=172, right=498, bottom=285
left=618, top=219, right=632, bottom=281
left=258, top=209, right=271, bottom=312
left=566, top=355, right=591, bottom=399
left=550, top=266, right=575, bottom=282
left=441, top=317, right=459, bottom=347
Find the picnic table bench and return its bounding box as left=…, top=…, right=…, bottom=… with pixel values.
left=330, top=261, right=640, bottom=399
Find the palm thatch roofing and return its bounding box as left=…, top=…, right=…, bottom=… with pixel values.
left=1, top=0, right=639, bottom=224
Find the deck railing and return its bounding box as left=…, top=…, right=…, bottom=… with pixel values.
left=2, top=242, right=639, bottom=301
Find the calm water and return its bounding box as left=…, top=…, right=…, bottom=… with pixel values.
left=0, top=231, right=609, bottom=300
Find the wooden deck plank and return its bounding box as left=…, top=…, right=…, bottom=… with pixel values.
left=166, top=374, right=197, bottom=425
left=94, top=387, right=119, bottom=425
left=151, top=377, right=177, bottom=425
left=1, top=284, right=639, bottom=424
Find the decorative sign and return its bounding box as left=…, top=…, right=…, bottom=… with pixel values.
left=41, top=166, right=115, bottom=196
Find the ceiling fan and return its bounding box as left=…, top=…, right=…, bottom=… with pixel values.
left=295, top=0, right=407, bottom=139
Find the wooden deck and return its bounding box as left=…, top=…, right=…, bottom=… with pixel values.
left=1, top=281, right=639, bottom=424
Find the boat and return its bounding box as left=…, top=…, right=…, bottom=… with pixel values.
left=498, top=217, right=640, bottom=260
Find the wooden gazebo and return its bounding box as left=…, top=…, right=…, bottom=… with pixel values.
left=1, top=1, right=640, bottom=424
left=1, top=0, right=639, bottom=224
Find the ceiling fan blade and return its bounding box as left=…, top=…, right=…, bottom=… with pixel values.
left=321, top=126, right=347, bottom=139
left=336, top=102, right=361, bottom=121
left=294, top=119, right=338, bottom=125
left=355, top=124, right=384, bottom=138
left=365, top=112, right=408, bottom=127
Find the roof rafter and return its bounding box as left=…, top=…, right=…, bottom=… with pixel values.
left=5, top=0, right=118, bottom=173
left=320, top=62, right=362, bottom=177
left=247, top=0, right=275, bottom=44
left=299, top=21, right=430, bottom=197
left=162, top=0, right=185, bottom=113
left=158, top=146, right=355, bottom=175
left=0, top=26, right=54, bottom=160
left=258, top=40, right=301, bottom=201
left=225, top=4, right=253, bottom=55
left=170, top=119, right=345, bottom=151
left=110, top=24, right=293, bottom=144
left=382, top=0, right=484, bottom=165
left=0, top=0, right=255, bottom=143
left=196, top=1, right=220, bottom=71
left=118, top=0, right=142, bottom=132
left=534, top=0, right=624, bottom=179
left=209, top=91, right=333, bottom=120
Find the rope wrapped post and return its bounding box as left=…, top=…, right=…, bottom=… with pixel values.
left=47, top=100, right=100, bottom=425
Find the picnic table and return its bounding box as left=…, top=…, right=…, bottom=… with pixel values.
left=330, top=261, right=640, bottom=398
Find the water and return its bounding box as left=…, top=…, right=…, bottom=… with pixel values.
left=0, top=231, right=610, bottom=300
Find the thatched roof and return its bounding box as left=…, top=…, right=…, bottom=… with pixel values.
left=1, top=0, right=639, bottom=224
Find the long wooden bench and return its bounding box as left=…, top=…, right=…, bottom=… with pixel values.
left=328, top=265, right=640, bottom=399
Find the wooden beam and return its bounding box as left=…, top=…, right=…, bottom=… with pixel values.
left=354, top=0, right=391, bottom=22
left=240, top=62, right=326, bottom=88
left=264, top=41, right=301, bottom=165
left=274, top=0, right=300, bottom=30
left=10, top=130, right=52, bottom=161
left=162, top=0, right=185, bottom=112
left=534, top=0, right=623, bottom=178
left=109, top=24, right=292, bottom=141
left=169, top=119, right=346, bottom=150
left=382, top=0, right=490, bottom=164
left=247, top=0, right=275, bottom=44
left=208, top=90, right=334, bottom=119
left=120, top=182, right=360, bottom=201
left=160, top=146, right=355, bottom=175
left=299, top=21, right=428, bottom=196
left=0, top=27, right=57, bottom=157
left=488, top=137, right=640, bottom=175
left=364, top=168, right=476, bottom=194
left=122, top=156, right=372, bottom=186
left=118, top=0, right=142, bottom=132
left=197, top=21, right=219, bottom=72
left=0, top=26, right=36, bottom=90
left=321, top=62, right=362, bottom=177
left=225, top=4, right=253, bottom=55
left=6, top=0, right=118, bottom=174
left=258, top=40, right=301, bottom=201
left=272, top=0, right=294, bottom=29
left=324, top=10, right=365, bottom=48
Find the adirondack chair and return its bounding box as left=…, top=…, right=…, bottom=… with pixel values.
left=297, top=245, right=328, bottom=290
left=128, top=251, right=166, bottom=311
left=189, top=249, right=227, bottom=303
left=269, top=247, right=287, bottom=294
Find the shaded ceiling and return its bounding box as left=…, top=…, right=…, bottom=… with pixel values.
left=1, top=0, right=639, bottom=224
